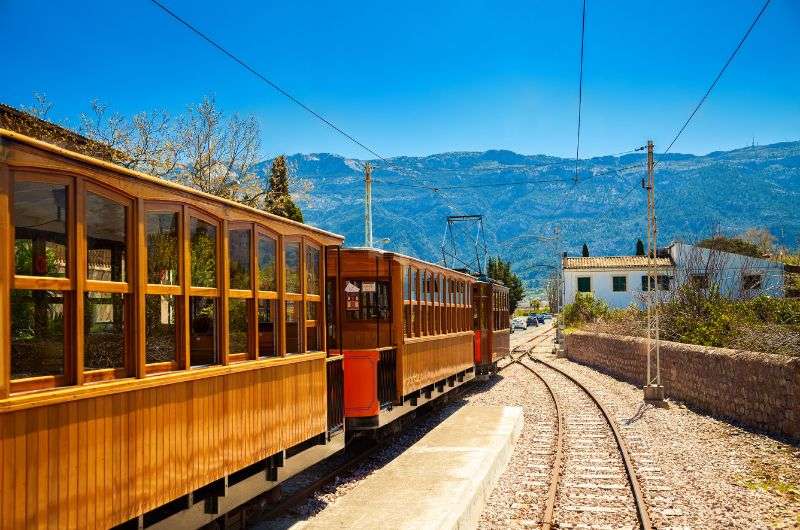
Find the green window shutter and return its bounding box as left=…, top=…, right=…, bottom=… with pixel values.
left=577, top=277, right=591, bottom=292
left=612, top=276, right=626, bottom=292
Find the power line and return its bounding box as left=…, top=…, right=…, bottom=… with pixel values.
left=574, top=0, right=588, bottom=183
left=149, top=0, right=387, bottom=164
left=661, top=0, right=771, bottom=158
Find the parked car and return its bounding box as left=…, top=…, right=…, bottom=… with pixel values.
left=512, top=317, right=527, bottom=331
left=526, top=315, right=539, bottom=327
left=536, top=314, right=545, bottom=324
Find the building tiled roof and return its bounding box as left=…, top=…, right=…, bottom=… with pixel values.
left=563, top=256, right=673, bottom=270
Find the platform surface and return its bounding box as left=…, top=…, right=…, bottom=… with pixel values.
left=299, top=405, right=524, bottom=530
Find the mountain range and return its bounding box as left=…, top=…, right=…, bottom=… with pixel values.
left=255, top=141, right=800, bottom=291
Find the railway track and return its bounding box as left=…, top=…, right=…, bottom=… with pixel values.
left=499, top=331, right=651, bottom=530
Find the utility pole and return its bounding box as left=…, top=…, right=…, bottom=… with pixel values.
left=643, top=140, right=664, bottom=402
left=364, top=162, right=373, bottom=248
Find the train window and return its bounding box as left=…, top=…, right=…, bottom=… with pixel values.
left=285, top=301, right=302, bottom=354
left=344, top=280, right=391, bottom=321
left=228, top=228, right=251, bottom=290
left=189, top=296, right=218, bottom=367
left=258, top=235, right=277, bottom=291
left=86, top=192, right=127, bottom=282
left=306, top=246, right=321, bottom=295
left=190, top=217, right=217, bottom=288
left=306, top=301, right=320, bottom=352
left=285, top=241, right=301, bottom=294
left=411, top=269, right=418, bottom=300
left=228, top=298, right=251, bottom=356
left=84, top=292, right=127, bottom=372
left=145, top=294, right=177, bottom=364
left=146, top=212, right=179, bottom=285
left=10, top=289, right=66, bottom=380
left=326, top=278, right=338, bottom=350
left=258, top=299, right=279, bottom=357
left=14, top=181, right=69, bottom=278
left=403, top=267, right=410, bottom=300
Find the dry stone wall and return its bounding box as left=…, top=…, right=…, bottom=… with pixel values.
left=565, top=331, right=800, bottom=442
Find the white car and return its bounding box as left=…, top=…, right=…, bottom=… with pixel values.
left=511, top=317, right=527, bottom=331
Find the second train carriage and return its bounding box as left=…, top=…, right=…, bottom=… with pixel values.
left=325, top=247, right=511, bottom=432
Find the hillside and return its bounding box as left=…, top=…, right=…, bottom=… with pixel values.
left=256, top=141, right=800, bottom=290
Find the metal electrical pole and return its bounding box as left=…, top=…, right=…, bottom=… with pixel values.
left=364, top=162, right=373, bottom=248
left=643, top=140, right=664, bottom=402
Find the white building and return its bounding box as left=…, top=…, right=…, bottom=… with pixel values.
left=561, top=256, right=674, bottom=309
left=560, top=243, right=785, bottom=309
left=667, top=241, right=784, bottom=298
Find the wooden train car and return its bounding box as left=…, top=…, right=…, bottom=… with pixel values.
left=0, top=127, right=347, bottom=529
left=472, top=279, right=511, bottom=378
left=325, top=248, right=477, bottom=431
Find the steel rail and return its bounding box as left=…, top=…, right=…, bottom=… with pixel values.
left=527, top=355, right=653, bottom=530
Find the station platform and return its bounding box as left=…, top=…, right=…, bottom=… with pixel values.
left=299, top=405, right=524, bottom=530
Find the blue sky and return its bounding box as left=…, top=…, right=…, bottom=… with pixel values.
left=1, top=0, right=798, bottom=159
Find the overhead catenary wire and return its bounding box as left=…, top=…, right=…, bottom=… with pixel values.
left=660, top=0, right=771, bottom=160
left=574, top=0, right=588, bottom=183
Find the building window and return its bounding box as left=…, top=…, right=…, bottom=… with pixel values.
left=577, top=277, right=591, bottom=293
left=258, top=235, right=277, bottom=291
left=742, top=274, right=763, bottom=291
left=658, top=275, right=672, bottom=290
left=10, top=290, right=66, bottom=379
left=612, top=276, right=627, bottom=292
left=86, top=192, right=127, bottom=282
left=189, top=296, right=218, bottom=366
left=689, top=274, right=709, bottom=290
left=190, top=217, right=217, bottom=288
left=145, top=294, right=177, bottom=364
left=14, top=181, right=68, bottom=277
left=146, top=212, right=179, bottom=285
left=84, top=292, right=126, bottom=370
left=258, top=300, right=279, bottom=357
left=228, top=228, right=251, bottom=290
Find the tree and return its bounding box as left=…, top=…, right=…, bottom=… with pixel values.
left=636, top=239, right=645, bottom=256
left=486, top=256, right=525, bottom=314
left=696, top=235, right=763, bottom=259
left=581, top=242, right=589, bottom=257
left=739, top=228, right=775, bottom=256
left=264, top=155, right=304, bottom=223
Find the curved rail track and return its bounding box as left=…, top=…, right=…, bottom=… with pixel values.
left=501, top=328, right=652, bottom=530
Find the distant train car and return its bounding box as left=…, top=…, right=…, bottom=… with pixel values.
left=326, top=248, right=477, bottom=431
left=472, top=279, right=510, bottom=378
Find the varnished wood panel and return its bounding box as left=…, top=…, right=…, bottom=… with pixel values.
left=401, top=332, right=474, bottom=395
left=0, top=356, right=326, bottom=529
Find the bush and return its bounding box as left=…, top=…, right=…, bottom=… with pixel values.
left=562, top=293, right=609, bottom=327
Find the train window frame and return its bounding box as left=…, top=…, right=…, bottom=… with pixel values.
left=143, top=202, right=184, bottom=374
left=226, top=222, right=255, bottom=361
left=186, top=208, right=221, bottom=368
left=10, top=172, right=75, bottom=393
left=304, top=240, right=323, bottom=353
left=82, top=181, right=134, bottom=383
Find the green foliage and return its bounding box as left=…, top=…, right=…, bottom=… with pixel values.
left=581, top=242, right=589, bottom=257
left=486, top=256, right=525, bottom=314
left=264, top=155, right=304, bottom=223
left=562, top=293, right=609, bottom=326
left=696, top=236, right=764, bottom=258
left=636, top=239, right=645, bottom=256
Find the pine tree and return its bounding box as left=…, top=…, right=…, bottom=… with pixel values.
left=636, top=239, right=645, bottom=256
left=264, top=155, right=304, bottom=223
left=486, top=256, right=525, bottom=314
left=582, top=242, right=589, bottom=257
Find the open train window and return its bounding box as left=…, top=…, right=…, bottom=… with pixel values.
left=344, top=280, right=391, bottom=321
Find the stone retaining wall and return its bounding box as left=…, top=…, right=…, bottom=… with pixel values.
left=565, top=331, right=800, bottom=442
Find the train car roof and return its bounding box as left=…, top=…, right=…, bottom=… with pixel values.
left=339, top=246, right=488, bottom=281
left=0, top=126, right=345, bottom=243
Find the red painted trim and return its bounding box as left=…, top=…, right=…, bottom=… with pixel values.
left=343, top=349, right=380, bottom=417
left=473, top=330, right=482, bottom=365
